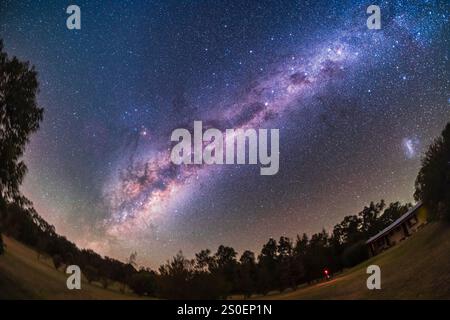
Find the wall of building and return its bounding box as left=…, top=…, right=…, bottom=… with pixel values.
left=367, top=204, right=429, bottom=256
left=387, top=225, right=407, bottom=246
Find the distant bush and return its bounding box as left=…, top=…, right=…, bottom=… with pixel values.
left=341, top=241, right=369, bottom=268
left=83, top=265, right=99, bottom=283
left=0, top=232, right=4, bottom=255
left=128, top=271, right=157, bottom=296
left=189, top=272, right=230, bottom=299
left=100, top=277, right=110, bottom=289
left=52, top=254, right=63, bottom=270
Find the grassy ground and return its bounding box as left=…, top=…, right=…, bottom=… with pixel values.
left=1, top=222, right=449, bottom=299
left=261, top=222, right=450, bottom=299
left=0, top=235, right=144, bottom=299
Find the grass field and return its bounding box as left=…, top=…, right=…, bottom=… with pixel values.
left=0, top=235, right=144, bottom=299
left=1, top=222, right=449, bottom=299
left=261, top=222, right=450, bottom=300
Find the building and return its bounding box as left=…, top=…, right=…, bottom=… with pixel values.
left=366, top=201, right=428, bottom=256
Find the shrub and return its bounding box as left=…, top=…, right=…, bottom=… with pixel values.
left=128, top=272, right=157, bottom=296
left=341, top=241, right=369, bottom=268
left=0, top=232, right=4, bottom=255
left=83, top=265, right=99, bottom=283
left=52, top=254, right=63, bottom=270
left=100, top=277, right=110, bottom=289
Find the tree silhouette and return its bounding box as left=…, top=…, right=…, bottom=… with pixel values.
left=380, top=202, right=411, bottom=226
left=213, top=245, right=238, bottom=294
left=415, top=122, right=450, bottom=220
left=258, top=238, right=278, bottom=293
left=359, top=200, right=386, bottom=238
left=127, top=251, right=138, bottom=268
left=52, top=254, right=63, bottom=270
left=194, top=248, right=214, bottom=272
left=238, top=250, right=256, bottom=297
left=0, top=231, right=4, bottom=255
left=128, top=269, right=157, bottom=296
left=83, top=265, right=99, bottom=284
left=158, top=251, right=194, bottom=299
left=277, top=236, right=295, bottom=290
left=0, top=40, right=44, bottom=204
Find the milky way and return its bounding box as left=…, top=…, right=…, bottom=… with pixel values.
left=1, top=0, right=448, bottom=267
left=103, top=38, right=359, bottom=238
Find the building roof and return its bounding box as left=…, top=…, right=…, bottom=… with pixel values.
left=366, top=201, right=423, bottom=244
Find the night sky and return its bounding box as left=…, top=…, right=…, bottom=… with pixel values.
left=1, top=0, right=448, bottom=268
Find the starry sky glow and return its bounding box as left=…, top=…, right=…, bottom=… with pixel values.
left=1, top=0, right=449, bottom=267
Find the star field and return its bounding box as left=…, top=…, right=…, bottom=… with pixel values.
left=0, top=0, right=448, bottom=267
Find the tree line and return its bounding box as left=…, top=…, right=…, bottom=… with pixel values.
left=0, top=196, right=412, bottom=298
